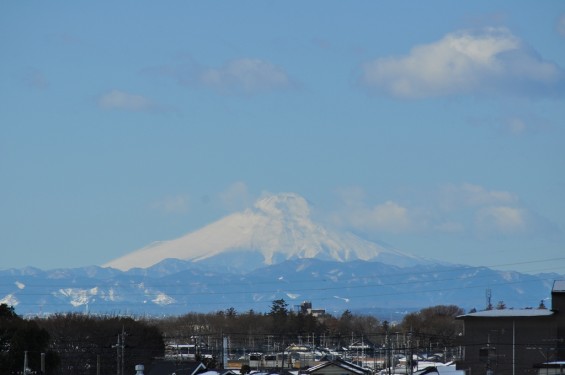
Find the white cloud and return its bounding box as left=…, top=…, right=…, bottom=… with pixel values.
left=332, top=183, right=547, bottom=238
left=476, top=206, right=527, bottom=234
left=437, top=183, right=551, bottom=237
left=98, top=90, right=155, bottom=111
left=360, top=27, right=565, bottom=98
left=199, top=58, right=292, bottom=94
left=365, top=201, right=412, bottom=233
left=151, top=195, right=190, bottom=214
left=440, top=183, right=516, bottom=211
left=333, top=188, right=414, bottom=233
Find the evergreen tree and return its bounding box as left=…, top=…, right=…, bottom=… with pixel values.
left=0, top=304, right=57, bottom=374
left=268, top=299, right=289, bottom=335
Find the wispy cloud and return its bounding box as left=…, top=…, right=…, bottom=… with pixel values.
left=332, top=187, right=417, bottom=233
left=363, top=201, right=413, bottom=233
left=437, top=183, right=532, bottom=237
left=151, top=195, right=190, bottom=214
left=332, top=183, right=551, bottom=238
left=97, top=90, right=156, bottom=112
left=468, top=113, right=551, bottom=136
left=199, top=58, right=292, bottom=94
left=476, top=206, right=526, bottom=235
left=359, top=27, right=565, bottom=98
left=146, top=57, right=294, bottom=95
left=219, top=181, right=252, bottom=212
left=439, top=183, right=517, bottom=211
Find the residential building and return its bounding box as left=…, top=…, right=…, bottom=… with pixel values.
left=456, top=280, right=565, bottom=375
left=299, top=301, right=327, bottom=318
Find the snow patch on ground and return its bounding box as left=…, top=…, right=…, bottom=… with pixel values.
left=0, top=294, right=19, bottom=306
left=57, top=288, right=98, bottom=307
left=152, top=293, right=175, bottom=305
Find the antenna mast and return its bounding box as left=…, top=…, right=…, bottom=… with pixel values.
left=486, top=289, right=493, bottom=310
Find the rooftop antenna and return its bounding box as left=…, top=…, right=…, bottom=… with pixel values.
left=486, top=289, right=493, bottom=310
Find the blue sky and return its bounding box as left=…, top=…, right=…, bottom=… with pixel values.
left=1, top=1, right=564, bottom=274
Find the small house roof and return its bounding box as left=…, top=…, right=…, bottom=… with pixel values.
left=146, top=360, right=207, bottom=375
left=305, top=359, right=369, bottom=375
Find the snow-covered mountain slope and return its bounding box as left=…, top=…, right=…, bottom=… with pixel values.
left=104, top=193, right=427, bottom=271
left=2, top=259, right=561, bottom=318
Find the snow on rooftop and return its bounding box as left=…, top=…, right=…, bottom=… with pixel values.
left=553, top=280, right=565, bottom=292
left=459, top=309, right=554, bottom=318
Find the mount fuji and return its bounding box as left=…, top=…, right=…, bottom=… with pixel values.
left=2, top=192, right=562, bottom=318
left=104, top=193, right=430, bottom=272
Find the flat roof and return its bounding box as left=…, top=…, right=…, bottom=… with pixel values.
left=553, top=280, right=565, bottom=292
left=458, top=309, right=554, bottom=318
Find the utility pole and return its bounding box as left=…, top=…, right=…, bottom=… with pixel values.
left=114, top=327, right=126, bottom=375
left=223, top=336, right=228, bottom=370
left=115, top=333, right=120, bottom=375
left=512, top=320, right=515, bottom=375
left=408, top=331, right=413, bottom=375
left=121, top=326, right=125, bottom=375
left=23, top=350, right=28, bottom=375
left=386, top=332, right=392, bottom=375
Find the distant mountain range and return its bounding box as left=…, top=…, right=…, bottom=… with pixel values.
left=1, top=193, right=562, bottom=320
left=1, top=258, right=561, bottom=320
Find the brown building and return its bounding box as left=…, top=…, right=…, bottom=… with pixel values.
left=456, top=280, right=565, bottom=375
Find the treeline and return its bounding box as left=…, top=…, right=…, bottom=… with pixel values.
left=153, top=300, right=463, bottom=353
left=1, top=305, right=163, bottom=375
left=0, top=300, right=464, bottom=375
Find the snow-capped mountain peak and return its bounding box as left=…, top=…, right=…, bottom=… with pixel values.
left=254, top=192, right=310, bottom=218
left=103, top=192, right=425, bottom=271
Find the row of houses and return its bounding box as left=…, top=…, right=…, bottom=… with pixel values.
left=145, top=281, right=565, bottom=375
